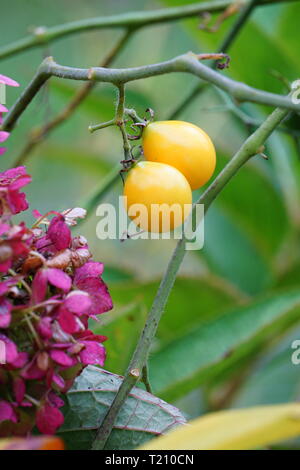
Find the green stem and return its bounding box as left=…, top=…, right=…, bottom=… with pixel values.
left=2, top=53, right=300, bottom=133
left=88, top=119, right=116, bottom=133
left=0, top=0, right=290, bottom=60
left=169, top=0, right=259, bottom=119
left=142, top=364, right=153, bottom=394
left=116, top=84, right=132, bottom=162
left=91, top=102, right=290, bottom=450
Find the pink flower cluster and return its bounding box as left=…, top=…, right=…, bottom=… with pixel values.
left=0, top=74, right=19, bottom=155
left=0, top=166, right=113, bottom=436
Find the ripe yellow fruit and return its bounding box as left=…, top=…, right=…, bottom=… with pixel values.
left=123, top=161, right=192, bottom=233
left=142, top=120, right=216, bottom=190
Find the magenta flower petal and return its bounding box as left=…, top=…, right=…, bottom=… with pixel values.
left=49, top=349, right=74, bottom=367
left=79, top=341, right=106, bottom=366
left=48, top=216, right=71, bottom=250
left=48, top=392, right=64, bottom=408
left=47, top=268, right=72, bottom=292
left=21, top=359, right=46, bottom=380
left=0, top=148, right=7, bottom=155
left=0, top=131, right=9, bottom=143
left=36, top=403, right=64, bottom=435
left=0, top=104, right=8, bottom=113
left=37, top=316, right=52, bottom=339
left=0, top=297, right=12, bottom=328
left=77, top=277, right=113, bottom=316
left=74, top=261, right=104, bottom=283
left=52, top=373, right=65, bottom=390
left=0, top=74, right=19, bottom=87
left=31, top=269, right=48, bottom=304
left=0, top=166, right=31, bottom=215
left=58, top=307, right=78, bottom=334
left=10, top=352, right=28, bottom=369
left=64, top=291, right=91, bottom=315
left=0, top=334, right=18, bottom=364
left=13, top=377, right=26, bottom=404
left=0, top=400, right=18, bottom=423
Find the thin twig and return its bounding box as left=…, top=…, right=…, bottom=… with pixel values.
left=0, top=0, right=290, bottom=60
left=2, top=52, right=300, bottom=135
left=15, top=29, right=133, bottom=166
left=169, top=0, right=260, bottom=119
left=142, top=364, right=152, bottom=394
left=91, top=102, right=290, bottom=450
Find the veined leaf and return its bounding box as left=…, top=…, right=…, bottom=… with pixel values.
left=140, top=403, right=300, bottom=450
left=149, top=290, right=300, bottom=401
left=58, top=367, right=186, bottom=450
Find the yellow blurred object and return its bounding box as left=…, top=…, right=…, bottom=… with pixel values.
left=0, top=436, right=64, bottom=450
left=140, top=403, right=300, bottom=450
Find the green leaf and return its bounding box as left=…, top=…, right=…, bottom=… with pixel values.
left=232, top=349, right=300, bottom=408
left=103, top=276, right=240, bottom=355
left=149, top=290, right=300, bottom=401
left=202, top=206, right=273, bottom=295
left=58, top=366, right=186, bottom=450
left=214, top=153, right=289, bottom=257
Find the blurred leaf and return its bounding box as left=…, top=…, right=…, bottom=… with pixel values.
left=232, top=349, right=300, bottom=407
left=59, top=366, right=186, bottom=450
left=149, top=290, right=300, bottom=401
left=93, top=276, right=240, bottom=375
left=202, top=206, right=273, bottom=295
left=140, top=403, right=300, bottom=450
left=102, top=266, right=134, bottom=284
left=105, top=276, right=241, bottom=352
left=214, top=153, right=289, bottom=257
left=0, top=436, right=64, bottom=450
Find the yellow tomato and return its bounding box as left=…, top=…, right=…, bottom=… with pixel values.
left=142, top=120, right=216, bottom=190
left=123, top=161, right=192, bottom=233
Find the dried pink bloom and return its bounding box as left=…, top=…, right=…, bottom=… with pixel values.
left=0, top=400, right=18, bottom=423
left=74, top=261, right=113, bottom=317
left=36, top=402, right=64, bottom=435
left=0, top=166, right=113, bottom=437
left=0, top=166, right=31, bottom=216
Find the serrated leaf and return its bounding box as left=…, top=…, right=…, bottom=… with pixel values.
left=149, top=290, right=300, bottom=401
left=58, top=367, right=186, bottom=450
left=140, top=403, right=300, bottom=450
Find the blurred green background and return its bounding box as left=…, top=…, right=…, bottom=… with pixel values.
left=1, top=0, right=300, bottom=428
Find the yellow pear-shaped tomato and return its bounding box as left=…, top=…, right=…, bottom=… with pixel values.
left=142, top=120, right=216, bottom=190
left=123, top=161, right=192, bottom=233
